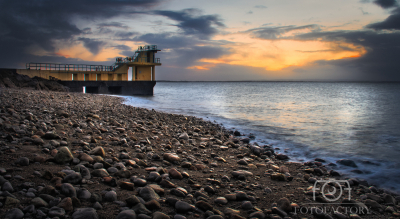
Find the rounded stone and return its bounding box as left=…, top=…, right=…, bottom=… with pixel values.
left=175, top=201, right=194, bottom=213
left=214, top=197, right=228, bottom=205
left=72, top=208, right=99, bottom=219
left=104, top=190, right=117, bottom=202
left=116, top=209, right=137, bottom=219
left=77, top=188, right=92, bottom=200
left=31, top=197, right=48, bottom=208
left=58, top=197, right=73, bottom=212
left=54, top=147, right=74, bottom=164
left=241, top=201, right=253, bottom=210
left=132, top=177, right=147, bottom=187
left=147, top=172, right=160, bottom=181
left=63, top=172, right=82, bottom=184
left=61, top=183, right=77, bottom=197
left=89, top=146, right=105, bottom=157
left=169, top=168, right=183, bottom=179
left=2, top=181, right=14, bottom=192
left=4, top=208, right=24, bottom=219
left=336, top=159, right=357, bottom=167
left=91, top=169, right=109, bottom=177
left=174, top=214, right=187, bottom=219
left=93, top=163, right=103, bottom=169
left=48, top=206, right=66, bottom=217
left=16, top=157, right=29, bottom=166
left=93, top=202, right=103, bottom=210
left=235, top=191, right=249, bottom=201
left=249, top=211, right=265, bottom=219
left=153, top=211, right=169, bottom=219
left=139, top=186, right=159, bottom=201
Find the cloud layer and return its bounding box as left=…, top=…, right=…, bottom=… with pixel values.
left=0, top=0, right=400, bottom=81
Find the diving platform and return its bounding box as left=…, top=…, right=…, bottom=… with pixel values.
left=17, top=45, right=161, bottom=95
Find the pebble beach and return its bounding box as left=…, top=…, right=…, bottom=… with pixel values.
left=0, top=88, right=398, bottom=219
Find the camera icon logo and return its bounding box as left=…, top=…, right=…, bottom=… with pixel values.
left=313, top=179, right=351, bottom=202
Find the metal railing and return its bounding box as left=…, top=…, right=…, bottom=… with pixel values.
left=137, top=45, right=158, bottom=51
left=26, top=45, right=161, bottom=71
left=26, top=63, right=117, bottom=71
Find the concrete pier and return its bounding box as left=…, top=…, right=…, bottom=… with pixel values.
left=59, top=80, right=156, bottom=95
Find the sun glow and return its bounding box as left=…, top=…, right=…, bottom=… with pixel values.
left=190, top=33, right=367, bottom=71
left=55, top=43, right=123, bottom=62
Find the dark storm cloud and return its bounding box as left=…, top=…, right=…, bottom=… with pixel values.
left=112, top=45, right=132, bottom=51
left=153, top=9, right=225, bottom=39
left=172, top=46, right=229, bottom=67
left=134, top=33, right=200, bottom=49
left=98, top=22, right=128, bottom=29
left=296, top=30, right=400, bottom=81
left=367, top=7, right=400, bottom=30
left=78, top=38, right=105, bottom=55
left=245, top=25, right=320, bottom=39
left=115, top=31, right=139, bottom=38
left=373, top=0, right=398, bottom=8
left=0, top=0, right=161, bottom=68
left=132, top=32, right=230, bottom=67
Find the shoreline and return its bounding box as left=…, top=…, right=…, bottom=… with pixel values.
left=0, top=88, right=398, bottom=218
left=122, top=94, right=400, bottom=195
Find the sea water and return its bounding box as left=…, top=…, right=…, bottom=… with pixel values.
left=123, top=81, right=400, bottom=192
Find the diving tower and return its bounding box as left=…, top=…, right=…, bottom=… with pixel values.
left=17, top=45, right=161, bottom=95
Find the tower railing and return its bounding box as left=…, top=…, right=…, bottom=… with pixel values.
left=26, top=63, right=117, bottom=71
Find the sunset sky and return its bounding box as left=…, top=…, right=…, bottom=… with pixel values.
left=1, top=0, right=400, bottom=81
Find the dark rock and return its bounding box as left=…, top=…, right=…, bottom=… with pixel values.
left=195, top=200, right=213, bottom=211
left=145, top=199, right=161, bottom=210
left=235, top=191, right=249, bottom=201
left=104, top=191, right=117, bottom=202
left=132, top=177, right=147, bottom=187
left=126, top=195, right=141, bottom=207
left=153, top=211, right=170, bottom=219
left=336, top=159, right=357, bottom=167
left=175, top=201, right=195, bottom=213
left=91, top=169, right=109, bottom=177
left=58, top=197, right=73, bottom=212
left=77, top=188, right=92, bottom=200
left=132, top=203, right=152, bottom=215
left=54, top=147, right=74, bottom=164
left=2, top=181, right=14, bottom=192
left=63, top=172, right=82, bottom=184
left=72, top=208, right=99, bottom=219
left=214, top=197, right=228, bottom=205
left=48, top=206, right=66, bottom=218
left=4, top=208, right=24, bottom=219
left=138, top=186, right=159, bottom=201
left=277, top=197, right=291, bottom=212
left=241, top=201, right=253, bottom=210
left=31, top=197, right=48, bottom=208
left=16, top=157, right=29, bottom=166
left=249, top=211, right=265, bottom=219
left=276, top=154, right=289, bottom=160
left=271, top=207, right=287, bottom=217
left=120, top=181, right=135, bottom=190
left=61, top=183, right=77, bottom=198
left=117, top=210, right=137, bottom=219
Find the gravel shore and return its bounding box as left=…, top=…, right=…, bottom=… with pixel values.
left=0, top=88, right=398, bottom=219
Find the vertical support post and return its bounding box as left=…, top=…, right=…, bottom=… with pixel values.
left=133, top=66, right=136, bottom=81
left=152, top=66, right=155, bottom=81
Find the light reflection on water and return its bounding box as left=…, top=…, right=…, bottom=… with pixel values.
left=123, top=82, right=400, bottom=191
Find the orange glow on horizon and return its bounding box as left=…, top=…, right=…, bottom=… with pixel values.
left=189, top=33, right=367, bottom=72
left=55, top=43, right=123, bottom=62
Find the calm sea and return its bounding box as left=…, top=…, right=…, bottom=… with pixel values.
left=123, top=82, right=400, bottom=192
